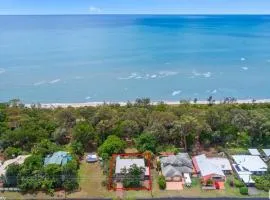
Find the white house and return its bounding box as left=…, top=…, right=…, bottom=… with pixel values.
left=207, top=157, right=232, bottom=174
left=262, top=149, right=270, bottom=158
left=115, top=156, right=149, bottom=181
left=193, top=154, right=226, bottom=182
left=232, top=155, right=268, bottom=176
left=248, top=148, right=261, bottom=156
left=232, top=164, right=255, bottom=186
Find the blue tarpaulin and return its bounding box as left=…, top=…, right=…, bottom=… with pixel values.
left=44, top=151, right=72, bottom=166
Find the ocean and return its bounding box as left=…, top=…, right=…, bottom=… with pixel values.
left=0, top=15, right=270, bottom=103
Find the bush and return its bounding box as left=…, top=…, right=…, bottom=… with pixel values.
left=239, top=186, right=248, bottom=195
left=234, top=179, right=245, bottom=188
left=98, top=135, right=125, bottom=160
left=158, top=175, right=166, bottom=190
left=4, top=147, right=22, bottom=159
left=253, top=175, right=270, bottom=192
left=206, top=179, right=213, bottom=186
left=101, top=180, right=107, bottom=187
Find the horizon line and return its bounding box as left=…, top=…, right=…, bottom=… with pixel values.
left=1, top=13, right=270, bottom=16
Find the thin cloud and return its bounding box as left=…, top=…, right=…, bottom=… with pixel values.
left=89, top=6, right=102, bottom=13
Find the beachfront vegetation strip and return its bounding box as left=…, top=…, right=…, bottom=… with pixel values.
left=0, top=98, right=270, bottom=197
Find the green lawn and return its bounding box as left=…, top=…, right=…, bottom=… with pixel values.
left=123, top=171, right=269, bottom=199
left=68, top=159, right=115, bottom=198
left=1, top=161, right=268, bottom=199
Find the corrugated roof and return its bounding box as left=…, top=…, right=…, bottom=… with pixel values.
left=208, top=157, right=232, bottom=171
left=192, top=154, right=225, bottom=177
left=115, top=156, right=145, bottom=174
left=248, top=149, right=260, bottom=156
left=262, top=149, right=270, bottom=157
left=232, top=155, right=267, bottom=172
left=160, top=153, right=193, bottom=177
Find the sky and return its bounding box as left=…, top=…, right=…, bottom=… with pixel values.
left=0, top=0, right=270, bottom=15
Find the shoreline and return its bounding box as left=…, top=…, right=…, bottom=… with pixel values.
left=24, top=98, right=270, bottom=108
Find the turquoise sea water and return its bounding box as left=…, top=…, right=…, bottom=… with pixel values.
left=0, top=15, right=270, bottom=103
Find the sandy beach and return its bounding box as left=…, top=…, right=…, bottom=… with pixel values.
left=24, top=99, right=270, bottom=109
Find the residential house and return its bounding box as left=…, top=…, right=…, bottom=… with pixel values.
left=232, top=164, right=255, bottom=186
left=44, top=151, right=72, bottom=166
left=248, top=149, right=261, bottom=156
left=262, top=149, right=270, bottom=158
left=192, top=154, right=231, bottom=189
left=160, top=153, right=193, bottom=185
left=232, top=155, right=268, bottom=175
left=232, top=155, right=268, bottom=186
left=115, top=156, right=149, bottom=181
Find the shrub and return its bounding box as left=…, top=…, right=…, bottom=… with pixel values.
left=4, top=147, right=22, bottom=159
left=158, top=175, right=166, bottom=190
left=253, top=175, right=270, bottom=192
left=98, top=135, right=125, bottom=160
left=234, top=179, right=245, bottom=188
left=101, top=180, right=107, bottom=187
left=239, top=186, right=248, bottom=195
left=206, top=179, right=213, bottom=186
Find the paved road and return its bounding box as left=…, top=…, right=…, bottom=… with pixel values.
left=140, top=198, right=268, bottom=200
left=138, top=197, right=269, bottom=200
left=5, top=197, right=268, bottom=200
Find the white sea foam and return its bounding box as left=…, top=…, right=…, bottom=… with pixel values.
left=118, top=71, right=178, bottom=80
left=0, top=68, right=5, bottom=74
left=49, top=79, right=61, bottom=84
left=211, top=89, right=217, bottom=94
left=33, top=81, right=46, bottom=86
left=203, top=72, right=212, bottom=78
left=85, top=96, right=92, bottom=100
left=241, top=67, right=248, bottom=71
left=118, top=73, right=137, bottom=80
left=192, top=70, right=201, bottom=76
left=192, top=70, right=212, bottom=78
left=172, top=90, right=182, bottom=96
left=206, top=89, right=217, bottom=94
left=158, top=71, right=178, bottom=77
left=241, top=57, right=246, bottom=61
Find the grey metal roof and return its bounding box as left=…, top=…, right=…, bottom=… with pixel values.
left=160, top=153, right=193, bottom=177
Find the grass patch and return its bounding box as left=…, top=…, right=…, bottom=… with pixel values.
left=226, top=148, right=249, bottom=155
left=67, top=159, right=114, bottom=198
